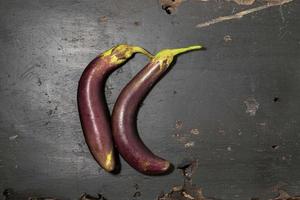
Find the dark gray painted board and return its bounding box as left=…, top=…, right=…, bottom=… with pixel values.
left=0, top=0, right=299, bottom=199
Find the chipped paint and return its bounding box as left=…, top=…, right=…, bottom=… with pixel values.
left=184, top=141, right=195, bottom=148
left=244, top=97, right=259, bottom=116
left=9, top=135, right=18, bottom=141
left=190, top=128, right=200, bottom=135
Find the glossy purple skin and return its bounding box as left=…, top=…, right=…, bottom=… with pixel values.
left=112, top=61, right=171, bottom=175
left=77, top=56, right=115, bottom=172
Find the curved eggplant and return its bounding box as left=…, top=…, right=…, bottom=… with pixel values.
left=112, top=45, right=202, bottom=175
left=77, top=44, right=153, bottom=172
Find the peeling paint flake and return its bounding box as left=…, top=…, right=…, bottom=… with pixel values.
left=244, top=96, right=259, bottom=116
left=190, top=128, right=200, bottom=135
left=184, top=141, right=195, bottom=148
left=224, top=35, right=232, bottom=42
left=175, top=120, right=183, bottom=130
left=9, top=135, right=18, bottom=141
left=270, top=190, right=300, bottom=200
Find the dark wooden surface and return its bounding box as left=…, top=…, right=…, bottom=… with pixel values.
left=0, top=0, right=299, bottom=199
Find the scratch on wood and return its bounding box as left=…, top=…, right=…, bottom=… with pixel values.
left=9, top=135, right=18, bottom=141
left=196, top=0, right=294, bottom=28
left=279, top=5, right=285, bottom=23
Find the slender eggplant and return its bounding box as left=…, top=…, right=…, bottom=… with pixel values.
left=112, top=45, right=202, bottom=175
left=77, top=44, right=153, bottom=172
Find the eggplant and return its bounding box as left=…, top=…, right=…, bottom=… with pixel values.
left=112, top=45, right=202, bottom=175
left=77, top=44, right=153, bottom=172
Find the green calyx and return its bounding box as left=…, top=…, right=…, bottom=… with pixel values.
left=100, top=44, right=153, bottom=65
left=152, top=45, right=203, bottom=70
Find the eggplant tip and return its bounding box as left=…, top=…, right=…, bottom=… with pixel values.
left=102, top=151, right=115, bottom=172
left=103, top=163, right=115, bottom=172
left=163, top=161, right=171, bottom=171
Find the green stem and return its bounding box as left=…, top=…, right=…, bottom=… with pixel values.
left=169, top=45, right=203, bottom=56
left=152, top=45, right=203, bottom=69
left=131, top=46, right=153, bottom=59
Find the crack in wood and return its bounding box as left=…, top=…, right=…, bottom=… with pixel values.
left=196, top=0, right=294, bottom=28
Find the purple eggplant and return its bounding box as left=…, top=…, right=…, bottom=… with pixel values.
left=77, top=44, right=152, bottom=172
left=112, top=45, right=202, bottom=175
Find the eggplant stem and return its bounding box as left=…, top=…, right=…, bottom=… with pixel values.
left=100, top=44, right=153, bottom=65
left=169, top=45, right=202, bottom=56
left=131, top=46, right=154, bottom=59
left=152, top=45, right=203, bottom=70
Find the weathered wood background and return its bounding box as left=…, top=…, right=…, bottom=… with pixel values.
left=0, top=0, right=299, bottom=199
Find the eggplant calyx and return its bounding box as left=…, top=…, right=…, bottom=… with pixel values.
left=152, top=45, right=203, bottom=70
left=100, top=44, right=153, bottom=65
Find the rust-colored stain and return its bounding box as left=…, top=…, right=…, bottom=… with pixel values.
left=99, top=16, right=108, bottom=23
left=157, top=160, right=209, bottom=200
left=156, top=161, right=300, bottom=200
left=157, top=186, right=207, bottom=200
left=175, top=120, right=183, bottom=130
left=270, top=190, right=300, bottom=200
left=159, top=0, right=183, bottom=14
